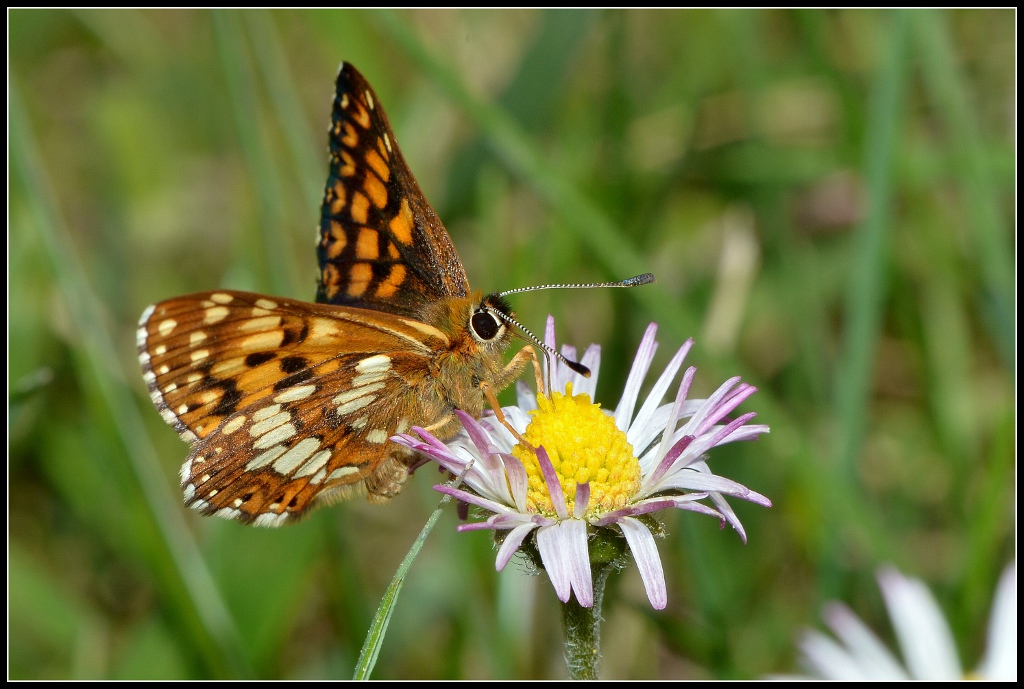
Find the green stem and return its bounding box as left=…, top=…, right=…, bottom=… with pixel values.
left=560, top=563, right=613, bottom=680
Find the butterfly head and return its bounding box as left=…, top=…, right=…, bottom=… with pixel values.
left=470, top=293, right=514, bottom=345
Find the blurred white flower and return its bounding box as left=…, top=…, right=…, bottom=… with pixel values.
left=791, top=561, right=1016, bottom=681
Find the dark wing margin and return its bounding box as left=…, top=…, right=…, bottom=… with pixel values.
left=315, top=62, right=469, bottom=316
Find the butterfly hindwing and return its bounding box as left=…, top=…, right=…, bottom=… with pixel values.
left=316, top=62, right=469, bottom=316
left=138, top=290, right=449, bottom=523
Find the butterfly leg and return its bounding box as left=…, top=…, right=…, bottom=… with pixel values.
left=479, top=346, right=540, bottom=447
left=481, top=383, right=531, bottom=448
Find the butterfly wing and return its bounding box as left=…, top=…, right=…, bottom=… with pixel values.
left=316, top=62, right=469, bottom=316
left=138, top=290, right=450, bottom=524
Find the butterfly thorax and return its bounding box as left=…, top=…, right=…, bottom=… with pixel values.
left=413, top=291, right=516, bottom=423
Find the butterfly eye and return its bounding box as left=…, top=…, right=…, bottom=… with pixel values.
left=471, top=309, right=503, bottom=342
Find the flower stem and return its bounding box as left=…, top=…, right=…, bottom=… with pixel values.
left=560, top=562, right=613, bottom=680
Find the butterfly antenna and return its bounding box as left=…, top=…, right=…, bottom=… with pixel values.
left=497, top=273, right=655, bottom=298
left=494, top=273, right=656, bottom=378
left=492, top=311, right=592, bottom=377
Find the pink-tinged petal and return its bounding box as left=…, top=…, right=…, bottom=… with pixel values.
left=454, top=410, right=501, bottom=471
left=717, top=423, right=770, bottom=444
left=691, top=379, right=755, bottom=438
left=410, top=426, right=455, bottom=453
left=665, top=498, right=725, bottom=520
left=515, top=380, right=538, bottom=412
left=536, top=446, right=569, bottom=520
left=709, top=492, right=746, bottom=543
left=631, top=347, right=693, bottom=451
left=536, top=524, right=571, bottom=602
left=495, top=522, right=540, bottom=571
left=681, top=376, right=740, bottom=436
left=574, top=344, right=602, bottom=398
left=573, top=482, right=591, bottom=519
left=651, top=467, right=771, bottom=507
left=642, top=432, right=694, bottom=491
left=498, top=452, right=529, bottom=512
left=821, top=601, right=909, bottom=680
left=561, top=519, right=593, bottom=607
left=554, top=344, right=577, bottom=393
left=686, top=413, right=758, bottom=462
left=649, top=365, right=694, bottom=479
left=614, top=323, right=659, bottom=432
left=877, top=567, right=961, bottom=680
left=543, top=315, right=557, bottom=383
left=618, top=517, right=667, bottom=609
left=433, top=484, right=514, bottom=516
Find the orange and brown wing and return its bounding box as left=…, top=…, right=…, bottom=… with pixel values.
left=316, top=62, right=469, bottom=316
left=137, top=290, right=447, bottom=525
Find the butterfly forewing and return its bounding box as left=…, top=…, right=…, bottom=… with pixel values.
left=140, top=63, right=529, bottom=527
left=316, top=63, right=469, bottom=316
left=138, top=290, right=444, bottom=524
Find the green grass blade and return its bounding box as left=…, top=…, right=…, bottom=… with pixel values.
left=912, top=9, right=1014, bottom=369
left=212, top=9, right=300, bottom=297
left=352, top=474, right=464, bottom=680
left=10, top=75, right=252, bottom=679
left=833, top=9, right=910, bottom=487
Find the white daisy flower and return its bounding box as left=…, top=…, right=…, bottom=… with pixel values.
left=393, top=319, right=771, bottom=610
left=792, top=561, right=1016, bottom=681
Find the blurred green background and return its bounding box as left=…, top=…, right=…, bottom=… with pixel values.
left=8, top=8, right=1015, bottom=679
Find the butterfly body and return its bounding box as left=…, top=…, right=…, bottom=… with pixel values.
left=138, top=63, right=529, bottom=525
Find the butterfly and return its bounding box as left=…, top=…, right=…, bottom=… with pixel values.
left=137, top=63, right=540, bottom=526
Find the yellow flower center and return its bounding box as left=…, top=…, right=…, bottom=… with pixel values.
left=512, top=383, right=641, bottom=519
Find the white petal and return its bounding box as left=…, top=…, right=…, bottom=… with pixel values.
left=515, top=381, right=538, bottom=413
left=574, top=344, right=602, bottom=398
left=821, top=601, right=909, bottom=680
left=630, top=347, right=692, bottom=455
left=614, top=323, right=658, bottom=432
left=495, top=522, right=539, bottom=571
left=976, top=561, right=1016, bottom=680
left=537, top=520, right=592, bottom=606
left=798, top=629, right=873, bottom=680
left=877, top=566, right=962, bottom=680
left=618, top=517, right=667, bottom=609
left=536, top=524, right=571, bottom=602
left=561, top=519, right=593, bottom=607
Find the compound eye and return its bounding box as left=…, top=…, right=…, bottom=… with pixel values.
left=471, top=309, right=502, bottom=341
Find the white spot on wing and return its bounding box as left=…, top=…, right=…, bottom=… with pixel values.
left=272, top=437, right=322, bottom=475
left=274, top=385, right=317, bottom=403
left=204, top=306, right=229, bottom=324
left=158, top=319, right=177, bottom=336
left=221, top=415, right=246, bottom=435
left=296, top=449, right=332, bottom=478
left=210, top=293, right=234, bottom=304
left=250, top=411, right=292, bottom=438
left=366, top=429, right=388, bottom=444
left=255, top=298, right=278, bottom=310
left=253, top=512, right=288, bottom=527
left=326, top=467, right=360, bottom=482
left=333, top=382, right=384, bottom=408
left=253, top=423, right=297, bottom=449
left=356, top=354, right=391, bottom=374
left=334, top=394, right=375, bottom=416
left=246, top=443, right=288, bottom=471
left=214, top=507, right=242, bottom=520
left=253, top=404, right=282, bottom=422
